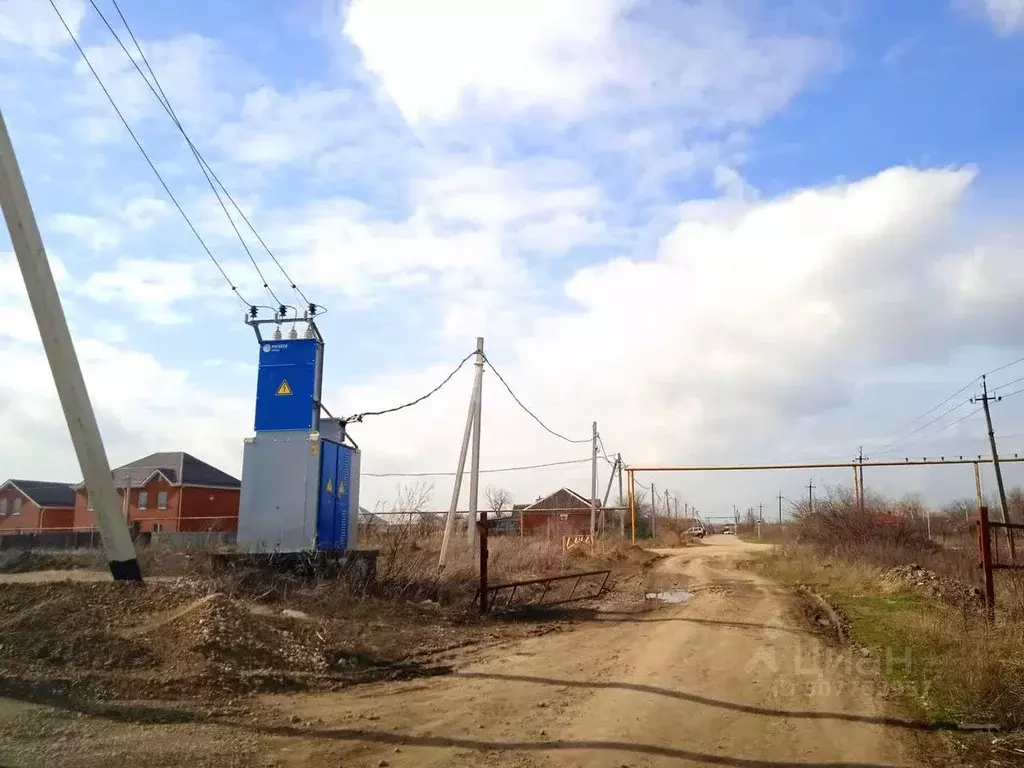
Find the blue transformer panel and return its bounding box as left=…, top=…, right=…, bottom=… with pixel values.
left=254, top=338, right=322, bottom=432
left=316, top=439, right=353, bottom=549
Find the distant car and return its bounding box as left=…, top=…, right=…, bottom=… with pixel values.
left=723, top=526, right=735, bottom=535
left=685, top=526, right=706, bottom=538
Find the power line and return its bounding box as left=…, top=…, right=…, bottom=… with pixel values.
left=482, top=355, right=590, bottom=444
left=877, top=397, right=974, bottom=457
left=364, top=457, right=590, bottom=478
left=50, top=0, right=250, bottom=308
left=109, top=0, right=318, bottom=315
left=89, top=0, right=299, bottom=312
left=986, top=355, right=1024, bottom=377
left=998, top=385, right=1024, bottom=400
left=888, top=406, right=983, bottom=457
left=596, top=434, right=616, bottom=467
left=875, top=375, right=980, bottom=455
left=345, top=351, right=476, bottom=422
left=992, top=373, right=1024, bottom=394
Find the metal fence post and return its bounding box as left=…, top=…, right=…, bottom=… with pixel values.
left=478, top=510, right=488, bottom=614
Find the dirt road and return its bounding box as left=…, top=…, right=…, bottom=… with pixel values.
left=0, top=537, right=946, bottom=766
left=256, top=536, right=942, bottom=767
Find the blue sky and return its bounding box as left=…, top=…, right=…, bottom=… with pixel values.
left=2, top=0, right=1024, bottom=515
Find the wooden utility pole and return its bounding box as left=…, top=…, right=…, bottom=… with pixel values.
left=973, top=376, right=1015, bottom=561
left=0, top=108, right=140, bottom=580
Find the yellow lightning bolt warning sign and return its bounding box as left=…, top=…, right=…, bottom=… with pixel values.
left=325, top=478, right=333, bottom=493
left=337, top=481, right=345, bottom=497
left=276, top=379, right=293, bottom=396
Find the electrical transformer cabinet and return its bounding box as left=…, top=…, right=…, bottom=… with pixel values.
left=237, top=430, right=360, bottom=553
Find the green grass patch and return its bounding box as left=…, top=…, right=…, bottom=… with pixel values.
left=755, top=547, right=1024, bottom=732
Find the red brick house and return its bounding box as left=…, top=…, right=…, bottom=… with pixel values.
left=0, top=480, right=76, bottom=532
left=73, top=452, right=240, bottom=533
left=518, top=487, right=599, bottom=537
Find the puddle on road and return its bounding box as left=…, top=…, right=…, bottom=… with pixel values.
left=645, top=589, right=693, bottom=604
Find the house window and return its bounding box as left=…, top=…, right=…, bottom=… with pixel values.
left=87, top=494, right=93, bottom=511
left=138, top=491, right=148, bottom=510
left=0, top=498, right=6, bottom=516
left=157, top=491, right=168, bottom=510
left=12, top=498, right=21, bottom=516
left=152, top=522, right=164, bottom=533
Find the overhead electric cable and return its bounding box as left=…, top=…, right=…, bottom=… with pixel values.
left=886, top=407, right=983, bottom=457
left=86, top=0, right=296, bottom=310
left=992, top=373, right=1024, bottom=394
left=345, top=351, right=476, bottom=422
left=483, top=355, right=590, bottom=444
left=364, top=457, right=591, bottom=478
left=985, top=355, right=1024, bottom=378
left=50, top=0, right=250, bottom=308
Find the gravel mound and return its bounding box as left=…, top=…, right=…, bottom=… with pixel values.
left=879, top=563, right=984, bottom=608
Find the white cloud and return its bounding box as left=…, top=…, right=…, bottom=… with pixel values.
left=0, top=0, right=83, bottom=57
left=0, top=337, right=250, bottom=479
left=121, top=196, right=172, bottom=231
left=339, top=165, right=1024, bottom=508
left=343, top=0, right=834, bottom=126
left=972, top=0, right=1024, bottom=33
left=76, top=258, right=218, bottom=323
left=48, top=213, right=121, bottom=251
left=215, top=86, right=357, bottom=166
left=345, top=0, right=631, bottom=123
left=72, top=34, right=241, bottom=141
left=0, top=251, right=247, bottom=479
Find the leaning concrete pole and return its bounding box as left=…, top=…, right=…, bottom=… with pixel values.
left=0, top=107, right=140, bottom=580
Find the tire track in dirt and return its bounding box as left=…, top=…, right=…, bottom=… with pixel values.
left=256, top=537, right=945, bottom=767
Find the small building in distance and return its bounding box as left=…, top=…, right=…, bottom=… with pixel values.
left=519, top=487, right=598, bottom=537
left=72, top=452, right=241, bottom=533
left=0, top=479, right=76, bottom=532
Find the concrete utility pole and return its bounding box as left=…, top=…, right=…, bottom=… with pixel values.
left=807, top=480, right=815, bottom=514
left=974, top=462, right=984, bottom=519
left=651, top=482, right=657, bottom=537
left=601, top=454, right=617, bottom=535
left=855, top=446, right=868, bottom=514
left=617, top=454, right=624, bottom=537
left=590, top=421, right=598, bottom=538
left=758, top=502, right=763, bottom=522
left=973, top=375, right=1015, bottom=561
left=0, top=108, right=140, bottom=580
left=440, top=337, right=484, bottom=568
left=665, top=489, right=671, bottom=520
left=467, top=337, right=484, bottom=549
left=778, top=492, right=783, bottom=525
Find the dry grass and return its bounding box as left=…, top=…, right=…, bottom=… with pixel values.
left=363, top=522, right=643, bottom=603
left=755, top=488, right=1024, bottom=733
left=761, top=546, right=1024, bottom=730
